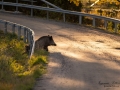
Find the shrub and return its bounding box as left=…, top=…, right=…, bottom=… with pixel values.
left=0, top=30, right=48, bottom=90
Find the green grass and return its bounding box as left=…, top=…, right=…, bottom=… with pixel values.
left=0, top=30, right=48, bottom=90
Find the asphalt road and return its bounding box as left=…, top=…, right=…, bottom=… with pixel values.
left=0, top=12, right=120, bottom=90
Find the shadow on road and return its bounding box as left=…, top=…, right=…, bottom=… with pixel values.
left=34, top=51, right=120, bottom=90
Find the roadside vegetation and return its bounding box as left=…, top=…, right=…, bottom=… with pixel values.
left=0, top=30, right=48, bottom=90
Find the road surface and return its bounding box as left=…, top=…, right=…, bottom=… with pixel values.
left=0, top=12, right=120, bottom=90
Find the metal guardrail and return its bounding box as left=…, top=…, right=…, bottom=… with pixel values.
left=0, top=1, right=120, bottom=33
left=0, top=19, right=35, bottom=59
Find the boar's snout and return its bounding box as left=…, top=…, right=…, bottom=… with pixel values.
left=54, top=43, right=57, bottom=46
left=52, top=43, right=57, bottom=46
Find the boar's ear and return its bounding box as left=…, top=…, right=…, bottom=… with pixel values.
left=49, top=36, right=52, bottom=40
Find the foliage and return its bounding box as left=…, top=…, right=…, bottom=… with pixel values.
left=107, top=21, right=115, bottom=33
left=97, top=0, right=120, bottom=5
left=82, top=16, right=92, bottom=25
left=96, top=0, right=120, bottom=9
left=69, top=0, right=82, bottom=6
left=41, top=0, right=83, bottom=11
left=118, top=24, right=120, bottom=34
left=0, top=30, right=48, bottom=90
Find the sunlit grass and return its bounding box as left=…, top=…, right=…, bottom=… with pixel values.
left=0, top=30, right=48, bottom=90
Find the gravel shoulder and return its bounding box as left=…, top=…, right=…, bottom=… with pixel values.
left=0, top=13, right=120, bottom=90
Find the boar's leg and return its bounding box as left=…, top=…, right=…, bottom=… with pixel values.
left=25, top=45, right=30, bottom=54
left=44, top=46, right=48, bottom=51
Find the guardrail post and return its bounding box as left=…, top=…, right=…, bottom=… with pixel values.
left=26, top=28, right=29, bottom=43
left=93, top=18, right=95, bottom=27
left=25, top=30, right=34, bottom=58
left=24, top=28, right=27, bottom=43
left=104, top=20, right=107, bottom=30
left=12, top=24, right=15, bottom=34
left=18, top=26, right=21, bottom=40
left=31, top=0, right=33, bottom=17
left=47, top=4, right=49, bottom=19
left=27, top=30, right=31, bottom=56
left=29, top=31, right=32, bottom=56
left=79, top=15, right=82, bottom=25
left=115, top=22, right=118, bottom=34
left=47, top=11, right=49, bottom=19
left=63, top=13, right=65, bottom=22
left=27, top=29, right=30, bottom=44
left=29, top=35, right=35, bottom=59
left=1, top=0, right=4, bottom=10
left=16, top=0, right=18, bottom=12
left=4, top=22, right=7, bottom=34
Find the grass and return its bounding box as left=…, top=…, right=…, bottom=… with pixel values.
left=0, top=30, right=48, bottom=90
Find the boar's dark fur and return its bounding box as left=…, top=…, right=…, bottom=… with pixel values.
left=35, top=35, right=56, bottom=51
left=25, top=44, right=30, bottom=54
left=25, top=35, right=56, bottom=53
